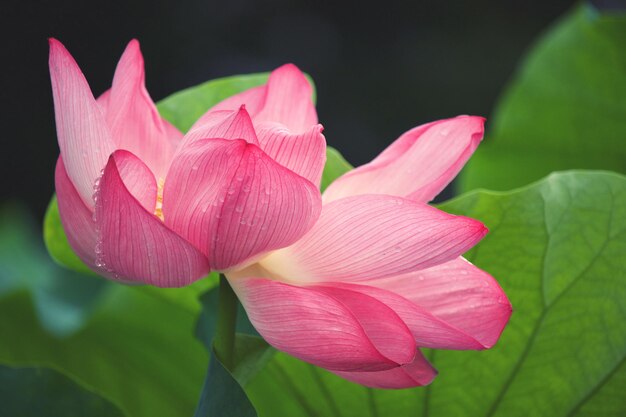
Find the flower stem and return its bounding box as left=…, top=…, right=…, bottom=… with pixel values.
left=213, top=273, right=238, bottom=370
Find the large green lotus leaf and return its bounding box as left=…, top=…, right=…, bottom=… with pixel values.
left=244, top=171, right=626, bottom=417
left=459, top=5, right=626, bottom=192
left=1, top=207, right=210, bottom=417
left=0, top=285, right=208, bottom=417
left=0, top=365, right=125, bottom=416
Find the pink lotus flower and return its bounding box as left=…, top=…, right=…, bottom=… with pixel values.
left=50, top=38, right=511, bottom=388
left=50, top=39, right=324, bottom=286
left=221, top=108, right=512, bottom=387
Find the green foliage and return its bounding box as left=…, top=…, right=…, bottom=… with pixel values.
left=194, top=348, right=258, bottom=417
left=2, top=203, right=212, bottom=417
left=244, top=171, right=626, bottom=417
left=1, top=205, right=108, bottom=337
left=0, top=366, right=125, bottom=416
left=321, top=147, right=353, bottom=192
left=460, top=4, right=626, bottom=192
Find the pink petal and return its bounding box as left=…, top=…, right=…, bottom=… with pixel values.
left=325, top=282, right=485, bottom=350
left=183, top=106, right=259, bottom=147
left=162, top=118, right=184, bottom=151
left=105, top=39, right=176, bottom=178
left=259, top=195, right=487, bottom=283
left=163, top=139, right=322, bottom=271
left=256, top=122, right=326, bottom=186
left=55, top=156, right=98, bottom=269
left=113, top=150, right=157, bottom=213
left=48, top=38, right=115, bottom=209
left=367, top=257, right=512, bottom=349
left=311, top=285, right=416, bottom=365
left=200, top=85, right=267, bottom=121
left=94, top=150, right=210, bottom=286
left=323, top=116, right=485, bottom=203
left=195, top=64, right=317, bottom=133
left=333, top=350, right=437, bottom=389
left=230, top=277, right=414, bottom=372
left=99, top=87, right=183, bottom=152
left=254, top=64, right=317, bottom=132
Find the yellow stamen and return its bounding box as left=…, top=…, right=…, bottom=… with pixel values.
left=155, top=177, right=165, bottom=221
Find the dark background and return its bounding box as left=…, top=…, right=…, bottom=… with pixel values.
left=2, top=0, right=576, bottom=219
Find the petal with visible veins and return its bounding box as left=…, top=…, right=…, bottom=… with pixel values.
left=323, top=116, right=485, bottom=203
left=367, top=257, right=512, bottom=349
left=230, top=277, right=415, bottom=372
left=260, top=194, right=487, bottom=283
left=256, top=122, right=326, bottom=186
left=55, top=156, right=98, bottom=269
left=333, top=349, right=437, bottom=389
left=49, top=38, right=115, bottom=208
left=94, top=150, right=209, bottom=286
left=163, top=139, right=322, bottom=271
left=105, top=39, right=178, bottom=177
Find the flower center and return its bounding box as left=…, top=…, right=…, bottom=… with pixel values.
left=155, top=177, right=165, bottom=221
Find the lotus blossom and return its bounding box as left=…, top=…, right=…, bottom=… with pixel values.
left=50, top=38, right=511, bottom=389
left=50, top=38, right=324, bottom=286
left=220, top=106, right=511, bottom=387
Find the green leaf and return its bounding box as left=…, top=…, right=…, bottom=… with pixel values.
left=459, top=4, right=626, bottom=192
left=2, top=204, right=109, bottom=337
left=244, top=171, right=626, bottom=417
left=232, top=334, right=275, bottom=387
left=0, top=286, right=208, bottom=417
left=2, top=204, right=216, bottom=417
left=321, top=146, right=353, bottom=192
left=0, top=365, right=125, bottom=416
left=194, top=347, right=258, bottom=417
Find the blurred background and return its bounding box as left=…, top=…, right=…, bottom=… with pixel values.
left=1, top=0, right=577, bottom=219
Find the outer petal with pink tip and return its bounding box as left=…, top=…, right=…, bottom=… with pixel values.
left=259, top=194, right=487, bottom=283
left=256, top=122, right=326, bottom=186
left=181, top=106, right=259, bottom=147
left=103, top=40, right=180, bottom=178
left=332, top=349, right=437, bottom=389
left=49, top=38, right=116, bottom=209
left=323, top=116, right=485, bottom=203
left=196, top=64, right=317, bottom=133
left=323, top=282, right=486, bottom=350
left=94, top=150, right=209, bottom=286
left=230, top=277, right=416, bottom=372
left=163, top=139, right=322, bottom=271
left=366, top=257, right=512, bottom=349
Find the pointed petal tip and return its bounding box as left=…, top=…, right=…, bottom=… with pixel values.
left=48, top=38, right=71, bottom=62
left=271, top=63, right=311, bottom=86
left=276, top=62, right=302, bottom=72
left=48, top=37, right=61, bottom=48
